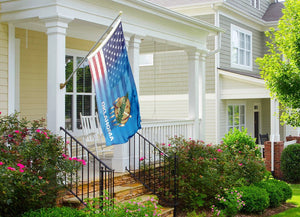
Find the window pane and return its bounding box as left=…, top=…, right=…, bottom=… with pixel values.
left=234, top=105, right=240, bottom=125
left=228, top=105, right=233, bottom=126
left=239, top=50, right=245, bottom=65
left=232, top=48, right=238, bottom=64
left=255, top=0, right=259, bottom=8
left=239, top=33, right=245, bottom=49
left=65, top=55, right=73, bottom=92
left=246, top=35, right=251, bottom=50
left=232, top=30, right=239, bottom=47
left=240, top=105, right=245, bottom=125
left=65, top=95, right=73, bottom=131
left=77, top=57, right=92, bottom=93
left=246, top=51, right=251, bottom=66
left=77, top=95, right=92, bottom=129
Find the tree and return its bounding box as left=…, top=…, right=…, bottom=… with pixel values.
left=257, top=0, right=300, bottom=127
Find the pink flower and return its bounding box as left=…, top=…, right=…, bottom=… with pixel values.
left=14, top=130, right=20, bottom=134
left=0, top=162, right=4, bottom=166
left=238, top=151, right=242, bottom=153
left=7, top=167, right=16, bottom=171
left=160, top=153, right=164, bottom=156
left=68, top=157, right=72, bottom=160
left=38, top=176, right=43, bottom=179
left=19, top=169, right=24, bottom=173
left=36, top=129, right=41, bottom=133
left=217, top=149, right=222, bottom=152
left=8, top=134, right=13, bottom=138
left=17, top=163, right=25, bottom=169
left=239, top=163, right=243, bottom=166
left=81, top=160, right=87, bottom=165
left=0, top=111, right=1, bottom=114
left=66, top=140, right=70, bottom=144
left=162, top=143, right=165, bottom=146
left=168, top=144, right=171, bottom=147
left=62, top=154, right=68, bottom=158
left=72, top=157, right=78, bottom=161
left=213, top=158, right=217, bottom=160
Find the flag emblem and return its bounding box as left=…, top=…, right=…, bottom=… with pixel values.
left=88, top=19, right=141, bottom=146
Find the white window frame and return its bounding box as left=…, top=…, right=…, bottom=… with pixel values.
left=227, top=104, right=246, bottom=132
left=231, top=24, right=253, bottom=71
left=65, top=49, right=96, bottom=135
left=250, top=0, right=260, bottom=9
left=139, top=53, right=154, bottom=66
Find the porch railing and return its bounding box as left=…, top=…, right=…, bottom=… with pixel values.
left=60, top=127, right=114, bottom=208
left=126, top=132, right=178, bottom=217
left=140, top=119, right=195, bottom=145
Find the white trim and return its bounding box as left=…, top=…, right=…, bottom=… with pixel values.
left=230, top=24, right=253, bottom=71
left=8, top=23, right=15, bottom=115
left=15, top=39, right=20, bottom=112
left=219, top=69, right=264, bottom=85
left=250, top=0, right=260, bottom=10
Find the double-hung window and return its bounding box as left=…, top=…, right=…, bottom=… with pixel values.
left=227, top=105, right=245, bottom=132
left=231, top=24, right=252, bottom=71
left=65, top=51, right=96, bottom=134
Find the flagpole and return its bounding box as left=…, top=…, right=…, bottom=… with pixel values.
left=60, top=11, right=123, bottom=89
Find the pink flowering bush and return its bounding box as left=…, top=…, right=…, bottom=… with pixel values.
left=160, top=132, right=267, bottom=210
left=0, top=113, right=82, bottom=217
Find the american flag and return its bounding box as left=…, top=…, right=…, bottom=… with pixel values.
left=88, top=19, right=141, bottom=146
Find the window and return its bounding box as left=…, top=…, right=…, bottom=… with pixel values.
left=250, top=0, right=260, bottom=9
left=227, top=105, right=245, bottom=132
left=231, top=24, right=252, bottom=70
left=65, top=52, right=96, bottom=133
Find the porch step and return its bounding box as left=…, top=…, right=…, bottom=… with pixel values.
left=62, top=172, right=174, bottom=216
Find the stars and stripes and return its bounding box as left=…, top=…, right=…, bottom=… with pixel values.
left=88, top=19, right=141, bottom=146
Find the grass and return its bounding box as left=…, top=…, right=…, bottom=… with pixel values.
left=271, top=184, right=300, bottom=216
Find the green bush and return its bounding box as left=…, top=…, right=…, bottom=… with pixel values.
left=259, top=179, right=292, bottom=204
left=22, top=207, right=86, bottom=217
left=237, top=185, right=269, bottom=214
left=159, top=132, right=267, bottom=209
left=222, top=128, right=261, bottom=157
left=255, top=180, right=283, bottom=208
left=281, top=143, right=300, bottom=183
left=0, top=113, right=82, bottom=217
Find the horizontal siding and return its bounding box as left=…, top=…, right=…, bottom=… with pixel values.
left=140, top=94, right=188, bottom=120
left=197, top=14, right=216, bottom=93
left=226, top=0, right=270, bottom=19
left=140, top=50, right=188, bottom=95
left=205, top=96, right=216, bottom=144
left=219, top=14, right=265, bottom=75
left=16, top=28, right=47, bottom=121
left=0, top=23, right=8, bottom=115
left=66, top=37, right=94, bottom=51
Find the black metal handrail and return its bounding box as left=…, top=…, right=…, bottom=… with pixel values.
left=126, top=132, right=178, bottom=217
left=60, top=127, right=114, bottom=209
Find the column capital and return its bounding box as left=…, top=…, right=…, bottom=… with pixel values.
left=186, top=48, right=206, bottom=60
left=41, top=16, right=73, bottom=35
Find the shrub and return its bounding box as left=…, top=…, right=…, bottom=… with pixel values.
left=0, top=113, right=82, bottom=217
left=22, top=207, right=86, bottom=217
left=211, top=187, right=245, bottom=217
left=222, top=128, right=261, bottom=157
left=237, top=185, right=269, bottom=214
left=268, top=179, right=293, bottom=202
left=281, top=143, right=300, bottom=183
left=255, top=180, right=283, bottom=208
left=159, top=133, right=266, bottom=209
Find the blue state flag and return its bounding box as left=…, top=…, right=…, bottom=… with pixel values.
left=87, top=19, right=141, bottom=146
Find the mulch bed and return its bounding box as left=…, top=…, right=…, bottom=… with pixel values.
left=176, top=203, right=297, bottom=217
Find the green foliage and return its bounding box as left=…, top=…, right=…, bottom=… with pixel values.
left=0, top=113, right=82, bottom=217
left=255, top=180, right=284, bottom=208
left=83, top=194, right=162, bottom=216
left=186, top=210, right=206, bottom=217
left=159, top=132, right=266, bottom=209
left=211, top=188, right=245, bottom=217
left=268, top=179, right=293, bottom=202
left=280, top=143, right=300, bottom=183
left=22, top=207, right=86, bottom=217
left=237, top=185, right=269, bottom=214
left=256, top=0, right=300, bottom=127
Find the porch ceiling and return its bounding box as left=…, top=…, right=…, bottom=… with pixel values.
left=0, top=0, right=223, bottom=51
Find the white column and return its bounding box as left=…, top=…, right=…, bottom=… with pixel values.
left=187, top=50, right=201, bottom=140
left=44, top=17, right=72, bottom=134
left=270, top=99, right=280, bottom=141
left=8, top=24, right=15, bottom=115
left=111, top=35, right=142, bottom=172
left=128, top=35, right=142, bottom=93
left=199, top=53, right=206, bottom=141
